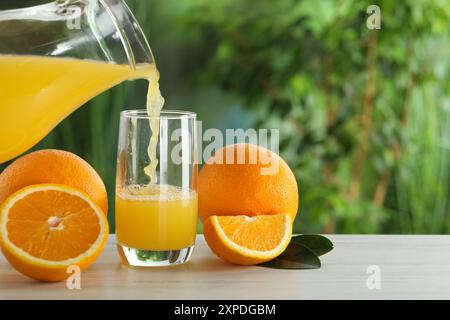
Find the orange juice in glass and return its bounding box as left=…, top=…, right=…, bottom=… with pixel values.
left=116, top=185, right=198, bottom=251
left=115, top=110, right=198, bottom=266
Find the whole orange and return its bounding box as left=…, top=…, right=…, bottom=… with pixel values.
left=198, top=143, right=298, bottom=222
left=0, top=149, right=108, bottom=214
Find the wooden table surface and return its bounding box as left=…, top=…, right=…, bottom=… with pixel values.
left=1, top=235, right=450, bottom=300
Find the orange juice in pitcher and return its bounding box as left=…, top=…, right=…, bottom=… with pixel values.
left=0, top=55, right=160, bottom=163
left=0, top=0, right=159, bottom=163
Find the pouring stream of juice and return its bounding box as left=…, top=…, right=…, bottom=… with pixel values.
left=0, top=55, right=163, bottom=182
left=144, top=69, right=165, bottom=183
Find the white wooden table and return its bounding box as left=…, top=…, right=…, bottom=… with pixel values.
left=1, top=235, right=450, bottom=300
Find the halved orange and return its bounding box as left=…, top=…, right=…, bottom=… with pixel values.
left=203, top=214, right=292, bottom=265
left=0, top=184, right=109, bottom=282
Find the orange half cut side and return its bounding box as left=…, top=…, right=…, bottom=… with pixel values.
left=0, top=183, right=109, bottom=281
left=203, top=214, right=292, bottom=265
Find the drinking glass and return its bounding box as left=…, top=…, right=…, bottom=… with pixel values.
left=115, top=110, right=198, bottom=267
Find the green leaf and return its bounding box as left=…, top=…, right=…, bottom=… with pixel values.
left=258, top=242, right=321, bottom=269
left=292, top=234, right=334, bottom=256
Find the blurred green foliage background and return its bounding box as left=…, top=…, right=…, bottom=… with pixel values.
left=1, top=0, right=450, bottom=234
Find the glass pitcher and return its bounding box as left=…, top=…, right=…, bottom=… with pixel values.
left=0, top=0, right=156, bottom=163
